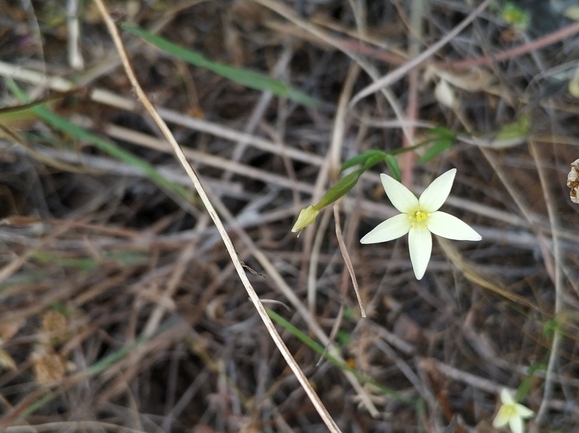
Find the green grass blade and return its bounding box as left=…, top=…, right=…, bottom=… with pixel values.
left=7, top=79, right=192, bottom=200
left=121, top=24, right=320, bottom=108
left=340, top=150, right=386, bottom=172
left=383, top=154, right=401, bottom=181
left=267, top=309, right=415, bottom=404
left=18, top=319, right=177, bottom=419
left=33, top=251, right=148, bottom=273
left=417, top=138, right=452, bottom=163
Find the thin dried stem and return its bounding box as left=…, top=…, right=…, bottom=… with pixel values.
left=529, top=140, right=563, bottom=424
left=93, top=0, right=341, bottom=431
left=348, top=0, right=493, bottom=107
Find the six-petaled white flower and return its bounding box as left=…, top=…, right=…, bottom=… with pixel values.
left=360, top=168, right=481, bottom=280
left=493, top=389, right=534, bottom=433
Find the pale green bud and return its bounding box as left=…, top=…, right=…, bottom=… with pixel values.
left=291, top=205, right=320, bottom=233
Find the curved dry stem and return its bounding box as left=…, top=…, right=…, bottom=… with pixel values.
left=529, top=141, right=563, bottom=424
left=93, top=0, right=341, bottom=431
left=348, top=0, right=493, bottom=107
left=250, top=0, right=413, bottom=148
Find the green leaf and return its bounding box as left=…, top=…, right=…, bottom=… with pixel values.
left=340, top=150, right=386, bottom=172
left=426, top=126, right=456, bottom=140
left=7, top=79, right=192, bottom=200
left=267, top=309, right=414, bottom=403
left=33, top=250, right=148, bottom=273
left=500, top=2, right=530, bottom=31
left=515, top=362, right=546, bottom=402
left=384, top=154, right=401, bottom=181
left=19, top=318, right=175, bottom=419
left=362, top=153, right=387, bottom=170
left=564, top=6, right=579, bottom=21
left=121, top=24, right=320, bottom=108
left=336, top=330, right=351, bottom=346
left=417, top=138, right=452, bottom=163
left=494, top=114, right=531, bottom=142
left=50, top=302, right=71, bottom=317
left=543, top=318, right=561, bottom=338
left=315, top=169, right=363, bottom=209
left=315, top=151, right=398, bottom=210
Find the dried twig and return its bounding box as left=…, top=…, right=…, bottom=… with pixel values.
left=93, top=0, right=342, bottom=431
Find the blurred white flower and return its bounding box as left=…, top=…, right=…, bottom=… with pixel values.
left=493, top=388, right=534, bottom=433
left=360, top=168, right=481, bottom=280
left=435, top=79, right=458, bottom=109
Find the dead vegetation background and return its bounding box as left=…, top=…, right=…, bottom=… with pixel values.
left=1, top=0, right=579, bottom=432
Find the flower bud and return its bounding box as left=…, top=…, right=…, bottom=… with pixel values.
left=291, top=205, right=320, bottom=233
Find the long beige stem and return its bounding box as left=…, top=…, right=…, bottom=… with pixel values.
left=93, top=0, right=341, bottom=431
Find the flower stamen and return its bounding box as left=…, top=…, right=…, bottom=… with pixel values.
left=409, top=209, right=429, bottom=228
left=414, top=210, right=427, bottom=222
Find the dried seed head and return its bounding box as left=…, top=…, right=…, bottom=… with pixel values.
left=42, top=311, right=67, bottom=334
left=0, top=350, right=16, bottom=371
left=41, top=310, right=69, bottom=345
left=567, top=159, right=579, bottom=204
left=0, top=320, right=23, bottom=342
left=31, top=347, right=66, bottom=385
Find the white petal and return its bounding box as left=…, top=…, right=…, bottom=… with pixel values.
left=408, top=228, right=432, bottom=280
left=501, top=389, right=515, bottom=405
left=360, top=214, right=411, bottom=244
left=509, top=415, right=524, bottom=433
left=380, top=173, right=418, bottom=213
left=515, top=404, right=534, bottom=419
left=427, top=212, right=481, bottom=241
left=435, top=79, right=457, bottom=108
left=418, top=168, right=456, bottom=212
left=493, top=408, right=510, bottom=428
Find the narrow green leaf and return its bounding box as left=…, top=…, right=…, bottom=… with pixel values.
left=417, top=138, right=452, bottom=163
left=565, top=5, right=579, bottom=20
left=19, top=318, right=176, bottom=419
left=33, top=251, right=148, bottom=273
left=494, top=114, right=531, bottom=141
left=335, top=330, right=351, bottom=346
left=267, top=309, right=414, bottom=403
left=500, top=2, right=530, bottom=31
left=362, top=153, right=387, bottom=170
left=7, top=79, right=191, bottom=200
left=121, top=24, right=320, bottom=107
left=340, top=150, right=386, bottom=172
left=542, top=318, right=561, bottom=338
left=384, top=154, right=401, bottom=181
left=515, top=362, right=546, bottom=402
left=426, top=126, right=456, bottom=140
left=315, top=169, right=362, bottom=209
left=316, top=151, right=395, bottom=210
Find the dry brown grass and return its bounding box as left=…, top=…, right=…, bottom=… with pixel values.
left=1, top=0, right=579, bottom=432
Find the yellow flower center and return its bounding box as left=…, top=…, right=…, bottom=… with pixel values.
left=503, top=405, right=517, bottom=418
left=415, top=211, right=427, bottom=222
left=409, top=209, right=429, bottom=229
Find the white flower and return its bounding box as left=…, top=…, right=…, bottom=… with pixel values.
left=493, top=389, right=534, bottom=433
left=360, top=168, right=481, bottom=280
